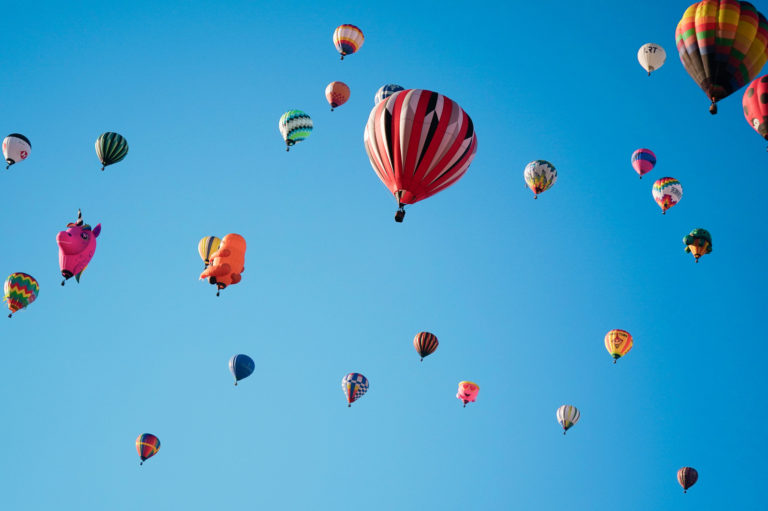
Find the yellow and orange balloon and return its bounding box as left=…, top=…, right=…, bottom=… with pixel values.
left=604, top=329, right=633, bottom=363
left=325, top=81, right=350, bottom=111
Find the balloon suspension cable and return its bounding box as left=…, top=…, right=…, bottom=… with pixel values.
left=216, top=289, right=220, bottom=297
left=5, top=164, right=10, bottom=170
left=695, top=257, right=699, bottom=264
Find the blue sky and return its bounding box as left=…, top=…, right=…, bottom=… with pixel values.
left=1, top=1, right=766, bottom=509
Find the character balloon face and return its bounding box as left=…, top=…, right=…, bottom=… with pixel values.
left=199, top=233, right=246, bottom=296
left=56, top=210, right=101, bottom=285
left=456, top=381, right=479, bottom=407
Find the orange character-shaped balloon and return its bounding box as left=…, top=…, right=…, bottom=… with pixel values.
left=199, top=233, right=246, bottom=296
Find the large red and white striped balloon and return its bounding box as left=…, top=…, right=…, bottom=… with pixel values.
left=363, top=89, right=478, bottom=222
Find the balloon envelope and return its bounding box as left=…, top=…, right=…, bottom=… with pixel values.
left=456, top=381, right=479, bottom=407
left=136, top=433, right=160, bottom=464
left=524, top=160, right=557, bottom=197
left=342, top=373, right=369, bottom=406
left=605, top=329, right=633, bottom=363
left=742, top=75, right=768, bottom=143
left=556, top=405, right=580, bottom=433
left=278, top=110, right=313, bottom=150
left=652, top=177, right=682, bottom=214
left=364, top=89, right=478, bottom=221
left=3, top=273, right=39, bottom=317
left=678, top=467, right=698, bottom=492
left=325, top=81, right=350, bottom=110
left=637, top=43, right=666, bottom=75
left=413, top=331, right=439, bottom=360
left=333, top=24, right=364, bottom=59
left=675, top=1, right=768, bottom=113
left=95, top=132, right=129, bottom=170
left=2, top=133, right=31, bottom=169
left=229, top=354, right=255, bottom=385
left=683, top=228, right=712, bottom=262
left=631, top=148, right=656, bottom=178
left=198, top=236, right=221, bottom=266
left=374, top=84, right=404, bottom=105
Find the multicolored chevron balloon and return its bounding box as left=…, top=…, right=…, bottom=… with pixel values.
left=3, top=272, right=39, bottom=318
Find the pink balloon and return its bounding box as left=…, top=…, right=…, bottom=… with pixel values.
left=457, top=381, right=480, bottom=407
left=56, top=209, right=101, bottom=285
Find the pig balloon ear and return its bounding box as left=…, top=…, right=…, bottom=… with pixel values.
left=93, top=224, right=101, bottom=237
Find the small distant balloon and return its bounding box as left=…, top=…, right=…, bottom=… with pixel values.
left=3, top=133, right=31, bottom=169
left=198, top=236, right=221, bottom=268
left=637, top=43, right=666, bottom=76
left=652, top=177, right=682, bottom=214
left=524, top=160, right=557, bottom=199
left=342, top=372, right=369, bottom=407
left=413, top=331, right=438, bottom=361
left=631, top=148, right=656, bottom=179
left=374, top=84, right=404, bottom=105
left=95, top=132, right=129, bottom=171
left=3, top=273, right=39, bottom=318
left=683, top=228, right=712, bottom=263
left=677, top=467, right=698, bottom=493
left=556, top=405, right=580, bottom=435
left=604, top=329, right=633, bottom=363
left=456, top=381, right=479, bottom=407
left=199, top=234, right=246, bottom=296
left=325, top=81, right=350, bottom=111
left=229, top=354, right=255, bottom=386
left=333, top=24, right=364, bottom=60
left=136, top=433, right=160, bottom=465
left=278, top=110, right=313, bottom=151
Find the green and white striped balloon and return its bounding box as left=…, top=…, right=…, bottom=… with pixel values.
left=95, top=132, right=129, bottom=171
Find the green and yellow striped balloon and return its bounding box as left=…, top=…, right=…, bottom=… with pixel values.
left=95, top=132, right=129, bottom=171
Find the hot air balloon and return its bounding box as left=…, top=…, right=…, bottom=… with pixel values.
left=605, top=329, right=633, bottom=363
left=198, top=236, right=221, bottom=268
left=678, top=467, right=698, bottom=493
left=3, top=134, right=31, bottom=169
left=653, top=177, right=683, bottom=214
left=279, top=110, right=313, bottom=151
left=364, top=89, right=478, bottom=222
left=374, top=84, right=404, bottom=105
left=637, top=43, right=666, bottom=75
left=229, top=354, right=255, bottom=386
left=413, top=331, right=439, bottom=361
left=325, top=81, right=350, bottom=111
left=684, top=228, right=712, bottom=263
left=742, top=75, right=768, bottom=148
left=456, top=381, right=479, bottom=407
left=524, top=160, right=557, bottom=198
left=675, top=1, right=768, bottom=114
left=342, top=372, right=369, bottom=407
left=333, top=24, right=364, bottom=60
left=3, top=273, right=39, bottom=318
left=556, top=405, right=580, bottom=435
left=199, top=233, right=246, bottom=296
left=136, top=433, right=160, bottom=465
left=631, top=148, right=656, bottom=178
left=56, top=209, right=102, bottom=285
left=95, top=132, right=129, bottom=170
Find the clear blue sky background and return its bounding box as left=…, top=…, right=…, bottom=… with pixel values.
left=1, top=1, right=766, bottom=509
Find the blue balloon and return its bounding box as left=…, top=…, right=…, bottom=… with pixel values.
left=374, top=84, right=404, bottom=105
left=228, top=354, right=255, bottom=385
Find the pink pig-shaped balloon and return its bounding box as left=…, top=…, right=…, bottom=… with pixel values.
left=56, top=209, right=101, bottom=285
left=457, top=381, right=480, bottom=408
